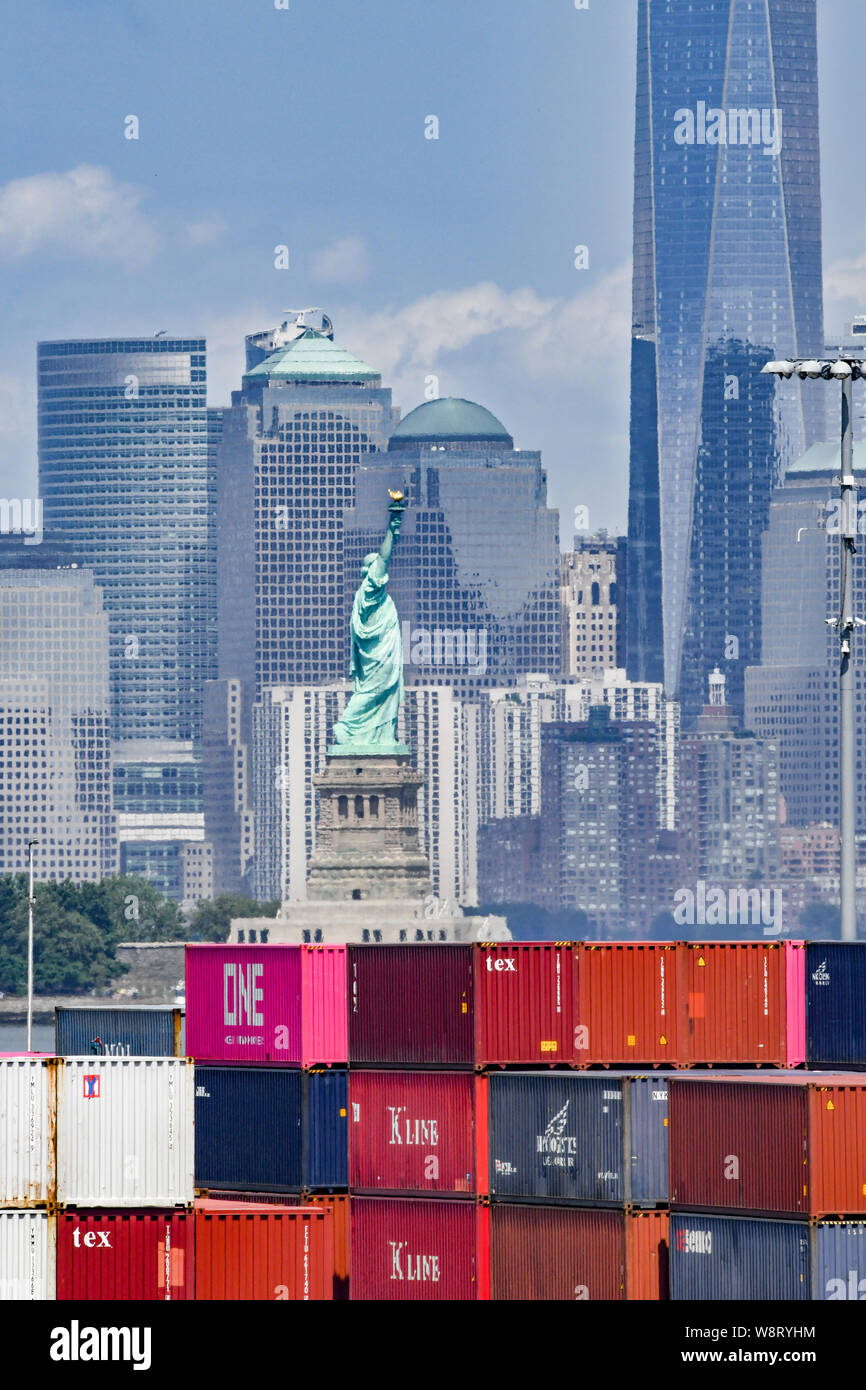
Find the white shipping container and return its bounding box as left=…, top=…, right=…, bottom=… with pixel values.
left=0, top=1211, right=55, bottom=1299
left=57, top=1058, right=194, bottom=1208
left=0, top=1058, right=57, bottom=1206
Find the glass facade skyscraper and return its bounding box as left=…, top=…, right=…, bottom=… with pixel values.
left=38, top=338, right=216, bottom=893
left=627, top=0, right=824, bottom=719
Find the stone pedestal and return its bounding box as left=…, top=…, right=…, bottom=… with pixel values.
left=229, top=751, right=509, bottom=945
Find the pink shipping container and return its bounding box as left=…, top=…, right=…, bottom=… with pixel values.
left=185, top=944, right=346, bottom=1066
left=351, top=1196, right=490, bottom=1300
left=349, top=1071, right=488, bottom=1197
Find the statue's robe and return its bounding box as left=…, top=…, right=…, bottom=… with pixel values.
left=332, top=554, right=403, bottom=747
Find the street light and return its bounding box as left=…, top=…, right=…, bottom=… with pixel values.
left=26, top=838, right=38, bottom=1052
left=762, top=355, right=866, bottom=941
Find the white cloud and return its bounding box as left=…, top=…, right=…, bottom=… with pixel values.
left=0, top=165, right=159, bottom=264
left=309, top=234, right=371, bottom=285
left=824, top=254, right=866, bottom=338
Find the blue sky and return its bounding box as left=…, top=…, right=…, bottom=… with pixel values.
left=3, top=0, right=866, bottom=535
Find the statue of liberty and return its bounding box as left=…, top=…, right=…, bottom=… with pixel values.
left=330, top=492, right=409, bottom=754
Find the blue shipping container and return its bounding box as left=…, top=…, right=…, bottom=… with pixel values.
left=194, top=1066, right=347, bottom=1192
left=488, top=1072, right=668, bottom=1207
left=55, top=1006, right=181, bottom=1057
left=806, top=943, right=866, bottom=1067
left=670, top=1216, right=809, bottom=1301
left=814, top=1223, right=866, bottom=1300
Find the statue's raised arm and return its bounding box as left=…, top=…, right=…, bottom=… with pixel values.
left=330, top=492, right=409, bottom=755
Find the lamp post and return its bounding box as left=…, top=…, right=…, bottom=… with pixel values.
left=26, top=838, right=38, bottom=1052
left=762, top=356, right=864, bottom=941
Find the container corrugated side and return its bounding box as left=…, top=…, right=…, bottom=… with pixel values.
left=626, top=1075, right=670, bottom=1206
left=626, top=1210, right=669, bottom=1300
left=185, top=943, right=302, bottom=1065
left=490, top=1203, right=624, bottom=1300
left=57, top=1058, right=194, bottom=1208
left=0, top=1211, right=54, bottom=1300
left=814, top=1222, right=866, bottom=1299
left=349, top=1071, right=483, bottom=1197
left=670, top=1214, right=810, bottom=1300
left=350, top=1196, right=488, bottom=1300
left=806, top=944, right=866, bottom=1067
left=56, top=1007, right=181, bottom=1058
left=0, top=1058, right=57, bottom=1207
left=301, top=945, right=347, bottom=1067
left=304, top=1069, right=348, bottom=1190
left=234, top=1191, right=350, bottom=1299
left=474, top=943, right=577, bottom=1065
left=348, top=944, right=474, bottom=1068
left=56, top=1209, right=193, bottom=1300
left=807, top=1082, right=866, bottom=1218
left=575, top=944, right=676, bottom=1065
left=194, top=1066, right=302, bottom=1193
left=194, top=1202, right=334, bottom=1300
left=676, top=942, right=797, bottom=1066
left=669, top=1078, right=808, bottom=1216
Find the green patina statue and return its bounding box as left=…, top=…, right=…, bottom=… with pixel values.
left=329, top=492, right=409, bottom=755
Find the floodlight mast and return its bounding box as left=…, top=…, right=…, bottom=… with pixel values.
left=762, top=356, right=865, bottom=941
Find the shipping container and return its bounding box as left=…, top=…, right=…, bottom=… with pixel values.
left=349, top=945, right=474, bottom=1068
left=194, top=1066, right=347, bottom=1192
left=349, top=1071, right=486, bottom=1197
left=0, top=1211, right=55, bottom=1300
left=0, top=1057, right=57, bottom=1207
left=185, top=944, right=347, bottom=1067
left=56, top=1058, right=194, bottom=1208
left=194, top=1199, right=334, bottom=1300
left=488, top=1072, right=669, bottom=1207
left=670, top=1074, right=866, bottom=1218
left=56, top=1209, right=193, bottom=1300
left=490, top=1203, right=624, bottom=1299
left=806, top=943, right=866, bottom=1068
left=626, top=1210, right=669, bottom=1301
left=208, top=1189, right=350, bottom=1299
left=575, top=944, right=677, bottom=1065
left=669, top=1214, right=810, bottom=1300
left=814, top=1222, right=866, bottom=1299
left=350, top=1196, right=489, bottom=1300
left=56, top=1006, right=182, bottom=1058
left=301, top=945, right=348, bottom=1066
left=676, top=942, right=805, bottom=1067
left=474, top=943, right=577, bottom=1065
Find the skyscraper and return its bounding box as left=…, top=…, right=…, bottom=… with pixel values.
left=37, top=337, right=216, bottom=893
left=627, top=0, right=824, bottom=718
left=0, top=558, right=115, bottom=882
left=344, top=397, right=560, bottom=695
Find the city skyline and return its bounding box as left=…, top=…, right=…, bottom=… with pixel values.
left=4, top=1, right=866, bottom=540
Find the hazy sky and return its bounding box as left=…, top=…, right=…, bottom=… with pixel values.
left=3, top=0, right=866, bottom=537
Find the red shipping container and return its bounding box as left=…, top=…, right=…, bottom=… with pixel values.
left=575, top=943, right=677, bottom=1065
left=56, top=1210, right=193, bottom=1301
left=474, top=943, right=577, bottom=1065
left=349, top=946, right=474, bottom=1067
left=194, top=1199, right=334, bottom=1300
left=670, top=1074, right=866, bottom=1218
left=204, top=1191, right=351, bottom=1300
left=676, top=942, right=805, bottom=1066
left=186, top=944, right=347, bottom=1066
left=349, top=1071, right=487, bottom=1197
left=489, top=1205, right=669, bottom=1300
left=351, top=1196, right=489, bottom=1300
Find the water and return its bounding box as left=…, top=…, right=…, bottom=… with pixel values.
left=0, top=1023, right=55, bottom=1053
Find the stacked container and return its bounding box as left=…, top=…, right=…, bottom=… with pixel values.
left=0, top=1055, right=58, bottom=1300
left=186, top=943, right=347, bottom=1297
left=55, top=1006, right=182, bottom=1058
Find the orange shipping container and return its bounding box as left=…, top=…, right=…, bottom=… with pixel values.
left=194, top=1200, right=334, bottom=1300
left=575, top=944, right=677, bottom=1065
left=676, top=942, right=805, bottom=1066
left=625, top=1210, right=669, bottom=1301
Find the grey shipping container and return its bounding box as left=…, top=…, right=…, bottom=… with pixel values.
left=806, top=944, right=866, bottom=1068
left=488, top=1072, right=669, bottom=1207
left=194, top=1066, right=347, bottom=1193
left=814, top=1223, right=866, bottom=1300
left=55, top=1007, right=182, bottom=1058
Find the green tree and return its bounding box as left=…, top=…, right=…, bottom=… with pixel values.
left=187, top=894, right=279, bottom=943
